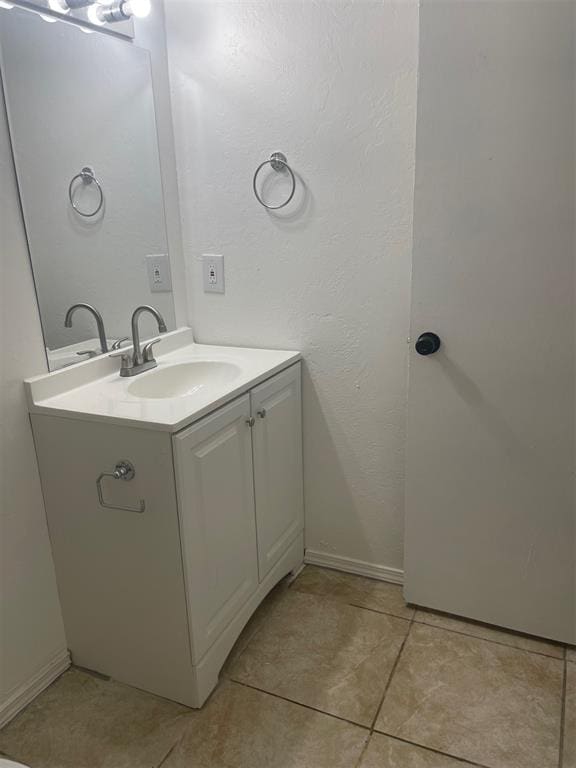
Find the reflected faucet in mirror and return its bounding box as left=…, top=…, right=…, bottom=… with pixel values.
left=64, top=302, right=109, bottom=354
left=111, top=337, right=131, bottom=350
left=111, top=305, right=167, bottom=378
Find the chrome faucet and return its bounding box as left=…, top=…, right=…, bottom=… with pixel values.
left=112, top=305, right=167, bottom=377
left=64, top=303, right=109, bottom=354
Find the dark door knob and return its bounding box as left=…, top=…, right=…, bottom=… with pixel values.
left=415, top=332, right=441, bottom=356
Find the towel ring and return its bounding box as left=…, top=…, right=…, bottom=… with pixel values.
left=68, top=166, right=104, bottom=218
left=253, top=152, right=296, bottom=210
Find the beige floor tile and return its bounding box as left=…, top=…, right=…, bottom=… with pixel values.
left=292, top=566, right=414, bottom=620
left=221, top=575, right=292, bottom=677
left=0, top=668, right=190, bottom=768
left=162, top=680, right=368, bottom=768
left=375, top=623, right=563, bottom=768
left=567, top=646, right=576, bottom=662
left=414, top=608, right=564, bottom=658
left=359, top=733, right=479, bottom=767
left=228, top=590, right=410, bottom=726
left=564, top=662, right=576, bottom=768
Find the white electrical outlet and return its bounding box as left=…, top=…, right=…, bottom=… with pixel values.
left=145, top=254, right=172, bottom=293
left=202, top=254, right=225, bottom=293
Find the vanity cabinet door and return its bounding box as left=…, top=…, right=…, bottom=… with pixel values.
left=173, top=395, right=258, bottom=663
left=251, top=363, right=304, bottom=581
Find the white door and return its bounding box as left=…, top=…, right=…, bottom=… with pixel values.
left=173, top=395, right=258, bottom=662
left=404, top=2, right=574, bottom=643
left=251, top=364, right=304, bottom=581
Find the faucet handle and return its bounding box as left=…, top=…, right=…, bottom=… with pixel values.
left=111, top=337, right=131, bottom=351
left=110, top=349, right=133, bottom=374
left=142, top=337, right=162, bottom=363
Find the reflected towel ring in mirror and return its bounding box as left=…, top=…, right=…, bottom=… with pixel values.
left=68, top=166, right=104, bottom=217
left=253, top=152, right=296, bottom=210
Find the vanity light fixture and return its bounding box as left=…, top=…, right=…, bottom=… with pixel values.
left=87, top=0, right=150, bottom=25
left=47, top=0, right=96, bottom=13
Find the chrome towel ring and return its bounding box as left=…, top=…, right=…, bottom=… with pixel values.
left=253, top=152, right=296, bottom=210
left=68, top=166, right=104, bottom=218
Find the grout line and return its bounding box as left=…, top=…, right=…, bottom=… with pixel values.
left=231, top=677, right=492, bottom=768
left=156, top=739, right=179, bottom=768
left=373, top=731, right=494, bottom=768
left=294, top=571, right=563, bottom=661
left=369, top=616, right=413, bottom=732
left=290, top=572, right=493, bottom=768
left=362, top=603, right=492, bottom=768
left=347, top=601, right=414, bottom=623
left=291, top=578, right=412, bottom=623
left=412, top=617, right=565, bottom=660
left=558, top=657, right=567, bottom=768
left=352, top=731, right=373, bottom=768
left=248, top=570, right=568, bottom=768
left=154, top=711, right=198, bottom=768
left=229, top=679, right=371, bottom=730
left=235, top=676, right=497, bottom=768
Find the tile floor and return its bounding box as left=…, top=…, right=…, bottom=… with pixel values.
left=0, top=565, right=573, bottom=768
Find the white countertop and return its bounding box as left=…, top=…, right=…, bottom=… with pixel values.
left=26, top=328, right=301, bottom=433
left=47, top=337, right=123, bottom=370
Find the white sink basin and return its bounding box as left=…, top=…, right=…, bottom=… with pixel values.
left=127, top=361, right=242, bottom=399
left=26, top=328, right=301, bottom=431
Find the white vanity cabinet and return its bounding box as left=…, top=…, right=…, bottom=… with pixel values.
left=173, top=364, right=304, bottom=664
left=173, top=395, right=259, bottom=664
left=31, top=361, right=303, bottom=709
left=250, top=364, right=303, bottom=581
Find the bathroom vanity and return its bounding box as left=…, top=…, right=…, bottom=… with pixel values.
left=26, top=329, right=304, bottom=708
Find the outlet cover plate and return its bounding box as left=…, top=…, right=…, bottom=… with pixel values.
left=202, top=254, right=225, bottom=294
left=145, top=254, right=173, bottom=293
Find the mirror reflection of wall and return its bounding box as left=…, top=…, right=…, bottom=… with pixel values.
left=0, top=5, right=176, bottom=370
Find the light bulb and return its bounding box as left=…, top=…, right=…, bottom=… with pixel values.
left=48, top=0, right=70, bottom=13
left=87, top=0, right=151, bottom=24
left=87, top=2, right=106, bottom=24
left=121, top=0, right=150, bottom=18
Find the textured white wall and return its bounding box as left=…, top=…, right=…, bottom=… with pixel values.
left=166, top=0, right=419, bottom=571
left=0, top=0, right=187, bottom=718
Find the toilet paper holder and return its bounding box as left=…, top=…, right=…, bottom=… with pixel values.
left=96, top=460, right=145, bottom=513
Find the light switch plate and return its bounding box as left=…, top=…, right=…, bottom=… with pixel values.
left=202, top=254, right=225, bottom=294
left=146, top=254, right=173, bottom=293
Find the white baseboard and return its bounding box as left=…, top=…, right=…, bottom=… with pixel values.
left=0, top=648, right=70, bottom=729
left=304, top=549, right=404, bottom=585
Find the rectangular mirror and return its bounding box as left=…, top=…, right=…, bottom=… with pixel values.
left=0, top=5, right=176, bottom=370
